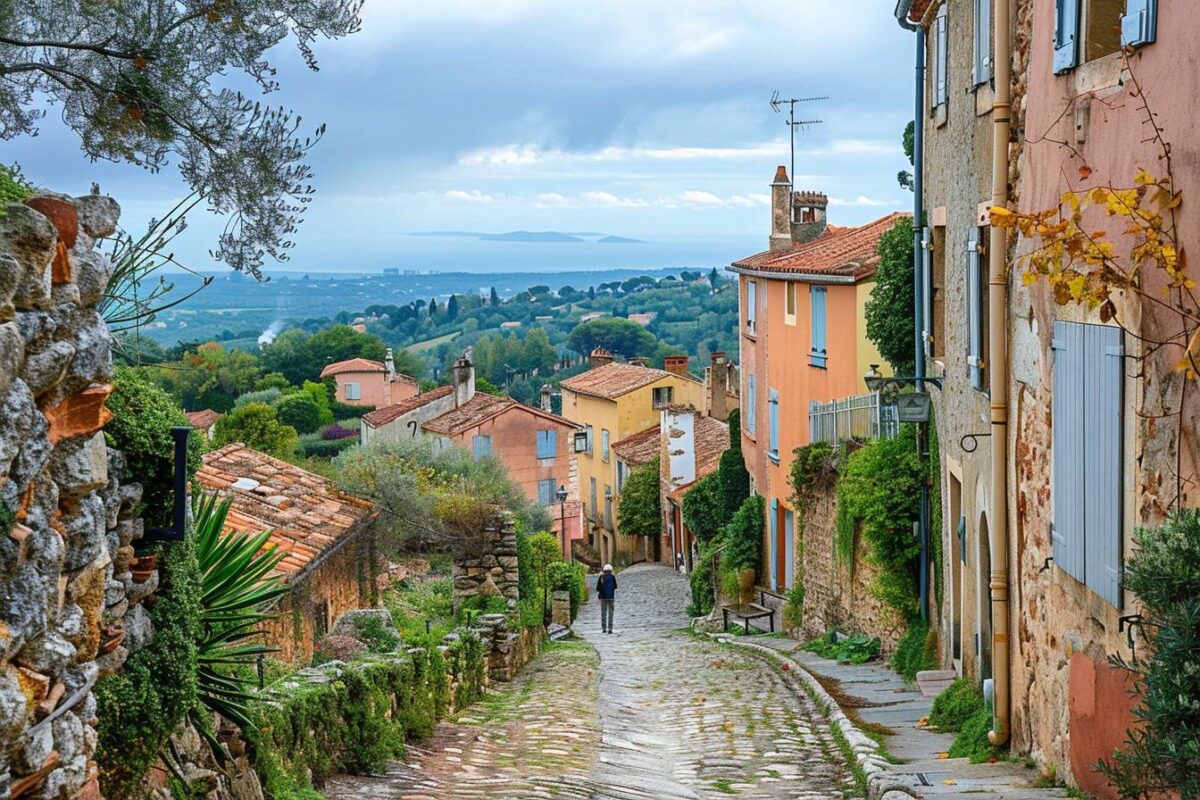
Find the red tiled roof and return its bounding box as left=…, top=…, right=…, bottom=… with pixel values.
left=729, top=212, right=910, bottom=281
left=361, top=386, right=454, bottom=428
left=196, top=444, right=376, bottom=581
left=185, top=409, right=221, bottom=429
left=320, top=357, right=384, bottom=378
left=421, top=393, right=513, bottom=435
left=910, top=0, right=934, bottom=22
left=560, top=362, right=699, bottom=400
left=612, top=425, right=661, bottom=467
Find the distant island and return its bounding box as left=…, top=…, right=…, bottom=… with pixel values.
left=408, top=230, right=643, bottom=244
left=479, top=231, right=584, bottom=243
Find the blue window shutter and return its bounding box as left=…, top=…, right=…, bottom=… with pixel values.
left=538, top=479, right=552, bottom=505
left=810, top=287, right=827, bottom=367
left=1052, top=322, right=1086, bottom=583
left=473, top=434, right=492, bottom=461
left=974, top=0, right=992, bottom=84
left=590, top=477, right=597, bottom=520
left=601, top=429, right=610, bottom=460
left=1121, top=0, right=1157, bottom=49
left=769, top=498, right=779, bottom=591
left=746, top=280, right=757, bottom=331
left=768, top=388, right=780, bottom=456
left=747, top=375, right=757, bottom=433
left=1054, top=0, right=1080, bottom=73
left=784, top=509, right=795, bottom=589
left=1084, top=325, right=1123, bottom=607
left=968, top=236, right=984, bottom=390
left=537, top=430, right=557, bottom=459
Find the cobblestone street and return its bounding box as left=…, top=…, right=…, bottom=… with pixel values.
left=326, top=564, right=854, bottom=799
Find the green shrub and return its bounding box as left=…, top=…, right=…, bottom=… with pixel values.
left=234, top=387, right=283, bottom=408
left=723, top=494, right=764, bottom=574
left=330, top=401, right=375, bottom=419
left=782, top=583, right=806, bottom=629
left=276, top=392, right=324, bottom=434
left=948, top=702, right=1000, bottom=762
left=0, top=163, right=33, bottom=210
left=687, top=548, right=715, bottom=617
left=617, top=457, right=660, bottom=538
left=681, top=471, right=725, bottom=543
left=105, top=366, right=203, bottom=527
left=298, top=433, right=358, bottom=458
left=1100, top=510, right=1200, bottom=798
left=547, top=560, right=588, bottom=621
left=95, top=535, right=202, bottom=797
left=930, top=678, right=983, bottom=731
left=355, top=615, right=401, bottom=653
left=802, top=631, right=881, bottom=664
left=889, top=620, right=938, bottom=682
left=213, top=402, right=299, bottom=459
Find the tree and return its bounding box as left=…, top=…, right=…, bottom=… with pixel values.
left=681, top=472, right=724, bottom=543
left=301, top=380, right=335, bottom=427
left=275, top=392, right=323, bottom=434
left=618, top=458, right=661, bottom=538
left=446, top=294, right=459, bottom=320
left=213, top=403, right=298, bottom=459
left=0, top=2, right=363, bottom=276
left=588, top=286, right=596, bottom=300
left=898, top=121, right=915, bottom=191
left=566, top=317, right=659, bottom=359
left=164, top=342, right=263, bottom=412
left=709, top=267, right=722, bottom=293
left=521, top=328, right=558, bottom=376
left=489, top=287, right=500, bottom=306
left=428, top=298, right=438, bottom=317
left=864, top=217, right=916, bottom=376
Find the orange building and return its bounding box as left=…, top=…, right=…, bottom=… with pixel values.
left=728, top=167, right=901, bottom=592
left=319, top=348, right=419, bottom=407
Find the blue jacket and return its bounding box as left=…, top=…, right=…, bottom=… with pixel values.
left=596, top=573, right=617, bottom=599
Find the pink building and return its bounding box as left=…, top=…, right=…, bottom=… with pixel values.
left=319, top=348, right=419, bottom=407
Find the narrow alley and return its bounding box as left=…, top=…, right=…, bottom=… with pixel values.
left=324, top=564, right=854, bottom=799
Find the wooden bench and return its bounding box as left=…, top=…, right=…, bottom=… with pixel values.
left=721, top=603, right=775, bottom=635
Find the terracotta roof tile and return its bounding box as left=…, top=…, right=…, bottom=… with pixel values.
left=196, top=444, right=376, bottom=581
left=612, top=426, right=661, bottom=467
left=361, top=386, right=455, bottom=427
left=185, top=409, right=221, bottom=429
left=730, top=212, right=910, bottom=281
left=560, top=362, right=699, bottom=400
left=420, top=393, right=513, bottom=436
left=319, top=357, right=385, bottom=378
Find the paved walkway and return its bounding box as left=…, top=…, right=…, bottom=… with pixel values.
left=326, top=564, right=856, bottom=799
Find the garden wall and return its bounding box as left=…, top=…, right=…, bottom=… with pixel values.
left=0, top=192, right=152, bottom=800
left=795, top=486, right=905, bottom=653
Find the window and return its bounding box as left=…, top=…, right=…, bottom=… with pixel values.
left=538, top=479, right=557, bottom=506
left=785, top=282, right=797, bottom=325
left=585, top=424, right=594, bottom=455
left=589, top=477, right=598, bottom=522
left=973, top=0, right=992, bottom=85
left=932, top=4, right=949, bottom=110
left=536, top=429, right=557, bottom=459
left=745, top=279, right=757, bottom=333
left=345, top=381, right=361, bottom=401
left=601, top=429, right=610, bottom=461
left=1056, top=0, right=1138, bottom=72
left=809, top=286, right=827, bottom=367
left=967, top=232, right=988, bottom=390
left=472, top=434, right=492, bottom=461
left=768, top=388, right=780, bottom=461
left=604, top=484, right=613, bottom=530
left=617, top=460, right=629, bottom=491
left=746, top=374, right=757, bottom=434
left=652, top=387, right=674, bottom=409
left=1051, top=321, right=1124, bottom=607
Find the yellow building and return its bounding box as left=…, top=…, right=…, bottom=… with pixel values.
left=560, top=351, right=703, bottom=565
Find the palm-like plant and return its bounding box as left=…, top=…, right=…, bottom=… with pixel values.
left=189, top=490, right=288, bottom=755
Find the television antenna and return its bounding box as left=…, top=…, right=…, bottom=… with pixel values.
left=770, top=91, right=827, bottom=191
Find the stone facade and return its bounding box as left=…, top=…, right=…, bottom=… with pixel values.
left=466, top=614, right=541, bottom=683
left=452, top=516, right=520, bottom=609
left=0, top=191, right=150, bottom=800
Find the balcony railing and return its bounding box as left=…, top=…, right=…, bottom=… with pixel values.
left=808, top=392, right=898, bottom=446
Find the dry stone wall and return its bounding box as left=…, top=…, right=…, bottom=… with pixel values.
left=452, top=517, right=519, bottom=608
left=0, top=192, right=150, bottom=800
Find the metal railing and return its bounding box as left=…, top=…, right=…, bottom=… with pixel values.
left=808, top=392, right=898, bottom=446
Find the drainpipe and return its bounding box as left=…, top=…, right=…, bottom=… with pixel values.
left=987, top=0, right=1013, bottom=747
left=894, top=0, right=930, bottom=625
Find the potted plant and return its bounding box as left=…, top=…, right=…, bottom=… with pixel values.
left=130, top=553, right=157, bottom=583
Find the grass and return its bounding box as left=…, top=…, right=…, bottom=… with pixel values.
left=710, top=778, right=739, bottom=794
left=408, top=329, right=462, bottom=354
left=928, top=678, right=1003, bottom=763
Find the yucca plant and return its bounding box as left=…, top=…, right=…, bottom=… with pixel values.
left=189, top=490, right=288, bottom=758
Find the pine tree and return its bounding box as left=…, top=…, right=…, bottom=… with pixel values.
left=447, top=294, right=459, bottom=320
left=429, top=298, right=439, bottom=317
left=490, top=287, right=500, bottom=306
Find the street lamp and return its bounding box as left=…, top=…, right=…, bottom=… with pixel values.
left=556, top=484, right=569, bottom=562
left=863, top=365, right=942, bottom=624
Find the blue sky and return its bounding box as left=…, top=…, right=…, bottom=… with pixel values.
left=6, top=1, right=915, bottom=271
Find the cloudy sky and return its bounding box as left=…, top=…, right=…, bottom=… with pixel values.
left=7, top=1, right=915, bottom=271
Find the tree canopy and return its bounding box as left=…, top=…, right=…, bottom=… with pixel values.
left=566, top=317, right=659, bottom=359
left=617, top=458, right=661, bottom=538
left=0, top=1, right=363, bottom=276
left=213, top=402, right=299, bottom=459
left=864, top=217, right=916, bottom=376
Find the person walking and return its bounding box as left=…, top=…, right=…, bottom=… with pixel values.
left=597, top=564, right=617, bottom=634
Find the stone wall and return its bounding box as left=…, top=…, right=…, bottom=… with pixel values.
left=452, top=516, right=519, bottom=610
left=0, top=192, right=150, bottom=800
left=794, top=485, right=906, bottom=654
left=467, top=615, right=541, bottom=683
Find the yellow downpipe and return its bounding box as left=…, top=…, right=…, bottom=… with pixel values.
left=987, top=0, right=1012, bottom=748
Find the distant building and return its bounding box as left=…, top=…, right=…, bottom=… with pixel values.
left=627, top=312, right=656, bottom=327
left=196, top=443, right=379, bottom=663
left=184, top=409, right=221, bottom=441
left=499, top=321, right=523, bottom=329
left=319, top=348, right=420, bottom=408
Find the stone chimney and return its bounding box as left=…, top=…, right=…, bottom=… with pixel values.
left=664, top=405, right=697, bottom=489
left=663, top=355, right=689, bottom=377
left=770, top=165, right=793, bottom=252
left=706, top=352, right=729, bottom=421
left=791, top=190, right=829, bottom=243
left=589, top=347, right=614, bottom=369
left=540, top=383, right=553, bottom=412
left=452, top=355, right=475, bottom=407
left=385, top=347, right=396, bottom=382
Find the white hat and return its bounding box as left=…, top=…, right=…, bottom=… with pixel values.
left=603, top=563, right=613, bottom=572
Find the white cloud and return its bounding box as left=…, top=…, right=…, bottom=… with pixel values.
left=458, top=140, right=789, bottom=168
left=679, top=190, right=726, bottom=206
left=828, top=195, right=898, bottom=207
left=536, top=192, right=569, bottom=206
left=444, top=189, right=496, bottom=203
left=581, top=190, right=648, bottom=208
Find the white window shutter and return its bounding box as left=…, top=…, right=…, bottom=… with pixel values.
left=1054, top=0, right=1080, bottom=74
left=967, top=236, right=984, bottom=390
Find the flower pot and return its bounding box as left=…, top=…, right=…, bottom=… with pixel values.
left=132, top=553, right=158, bottom=571
left=100, top=624, right=125, bottom=654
